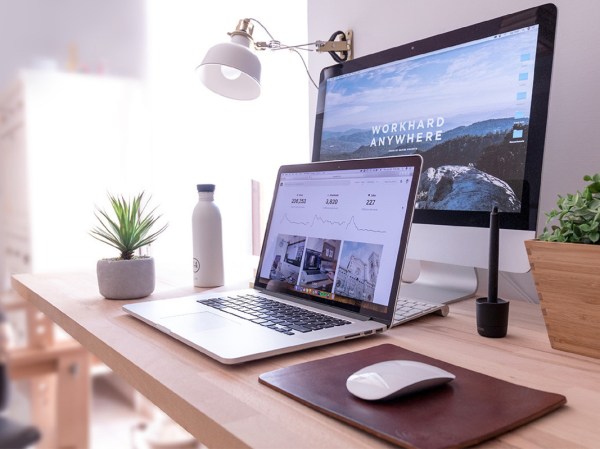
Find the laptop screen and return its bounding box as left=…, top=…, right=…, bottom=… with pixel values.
left=254, top=156, right=422, bottom=324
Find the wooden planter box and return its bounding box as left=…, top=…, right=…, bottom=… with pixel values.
left=525, top=240, right=600, bottom=359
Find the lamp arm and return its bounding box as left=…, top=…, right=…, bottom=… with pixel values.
left=247, top=18, right=352, bottom=62
left=251, top=41, right=318, bottom=89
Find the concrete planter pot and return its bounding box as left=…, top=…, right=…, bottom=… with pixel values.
left=525, top=239, right=600, bottom=359
left=96, top=257, right=155, bottom=300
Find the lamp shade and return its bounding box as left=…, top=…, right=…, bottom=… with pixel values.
left=197, top=34, right=261, bottom=100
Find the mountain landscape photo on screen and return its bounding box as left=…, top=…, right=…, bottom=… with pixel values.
left=319, top=27, right=538, bottom=213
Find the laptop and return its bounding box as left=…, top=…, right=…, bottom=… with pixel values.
left=124, top=155, right=443, bottom=364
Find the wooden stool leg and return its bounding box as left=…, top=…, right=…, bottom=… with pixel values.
left=25, top=303, right=54, bottom=348
left=29, top=373, right=58, bottom=449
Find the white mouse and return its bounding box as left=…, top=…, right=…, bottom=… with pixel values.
left=346, top=360, right=455, bottom=401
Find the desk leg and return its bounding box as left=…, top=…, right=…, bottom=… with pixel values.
left=56, top=351, right=91, bottom=449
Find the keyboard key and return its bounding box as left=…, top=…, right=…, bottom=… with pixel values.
left=259, top=321, right=276, bottom=327
left=269, top=324, right=292, bottom=333
left=251, top=318, right=269, bottom=324
left=219, top=307, right=256, bottom=320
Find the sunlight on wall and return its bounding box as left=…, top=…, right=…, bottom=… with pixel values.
left=145, top=1, right=310, bottom=284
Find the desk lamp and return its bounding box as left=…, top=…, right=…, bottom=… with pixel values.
left=197, top=18, right=353, bottom=100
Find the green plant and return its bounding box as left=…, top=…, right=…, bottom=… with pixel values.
left=539, top=173, right=600, bottom=244
left=90, top=192, right=168, bottom=260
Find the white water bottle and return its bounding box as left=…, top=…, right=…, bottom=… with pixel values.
left=192, top=184, right=224, bottom=287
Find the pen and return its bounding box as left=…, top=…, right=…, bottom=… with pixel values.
left=488, top=206, right=499, bottom=304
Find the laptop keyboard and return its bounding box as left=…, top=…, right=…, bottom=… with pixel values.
left=393, top=297, right=443, bottom=325
left=198, top=294, right=352, bottom=336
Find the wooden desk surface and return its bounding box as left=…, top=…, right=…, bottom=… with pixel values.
left=12, top=272, right=600, bottom=449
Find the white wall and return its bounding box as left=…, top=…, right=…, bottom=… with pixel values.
left=0, top=0, right=146, bottom=87
left=0, top=1, right=146, bottom=289
left=307, top=0, right=600, bottom=301
left=0, top=1, right=309, bottom=289
left=145, top=1, right=310, bottom=284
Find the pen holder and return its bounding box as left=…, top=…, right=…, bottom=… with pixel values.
left=476, top=298, right=509, bottom=338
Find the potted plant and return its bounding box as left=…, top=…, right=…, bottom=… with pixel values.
left=525, top=173, right=600, bottom=358
left=91, top=192, right=168, bottom=300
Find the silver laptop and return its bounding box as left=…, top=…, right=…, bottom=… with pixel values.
left=124, top=155, right=441, bottom=364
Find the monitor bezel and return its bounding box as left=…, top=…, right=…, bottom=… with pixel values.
left=311, top=3, right=557, bottom=231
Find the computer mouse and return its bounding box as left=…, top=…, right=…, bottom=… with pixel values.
left=346, top=360, right=455, bottom=401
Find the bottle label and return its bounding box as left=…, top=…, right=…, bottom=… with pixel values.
left=193, top=258, right=200, bottom=273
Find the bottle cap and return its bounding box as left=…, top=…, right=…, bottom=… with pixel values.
left=196, top=184, right=215, bottom=192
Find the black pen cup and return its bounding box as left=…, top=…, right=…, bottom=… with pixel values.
left=476, top=298, right=509, bottom=338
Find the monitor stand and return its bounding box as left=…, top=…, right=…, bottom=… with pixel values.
left=400, top=261, right=478, bottom=305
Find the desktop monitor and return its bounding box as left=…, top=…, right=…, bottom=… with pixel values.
left=311, top=4, right=557, bottom=303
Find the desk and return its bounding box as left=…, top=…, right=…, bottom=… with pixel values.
left=12, top=272, right=600, bottom=449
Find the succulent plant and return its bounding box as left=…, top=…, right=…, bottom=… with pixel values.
left=90, top=192, right=168, bottom=259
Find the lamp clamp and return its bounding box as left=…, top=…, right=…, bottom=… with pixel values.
left=233, top=18, right=353, bottom=62
left=316, top=30, right=353, bottom=62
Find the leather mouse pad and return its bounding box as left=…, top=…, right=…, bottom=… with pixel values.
left=259, top=344, right=566, bottom=449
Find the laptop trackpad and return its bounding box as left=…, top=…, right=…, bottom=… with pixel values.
left=159, top=311, right=239, bottom=332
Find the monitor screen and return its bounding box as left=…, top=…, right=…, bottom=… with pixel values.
left=312, top=4, right=556, bottom=231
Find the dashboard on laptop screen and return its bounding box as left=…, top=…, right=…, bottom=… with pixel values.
left=254, top=158, right=420, bottom=320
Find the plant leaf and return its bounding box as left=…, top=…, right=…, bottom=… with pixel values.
left=90, top=192, right=168, bottom=259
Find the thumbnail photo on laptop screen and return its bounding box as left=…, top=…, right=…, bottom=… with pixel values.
left=257, top=166, right=415, bottom=312
left=318, top=25, right=539, bottom=214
